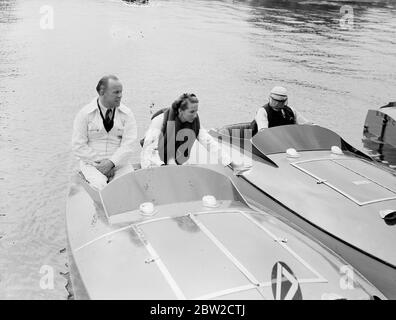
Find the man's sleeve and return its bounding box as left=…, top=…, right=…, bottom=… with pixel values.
left=255, top=108, right=268, bottom=130
left=198, top=127, right=232, bottom=166
left=140, top=114, right=165, bottom=168
left=291, top=107, right=311, bottom=125
left=71, top=110, right=98, bottom=163
left=110, top=111, right=138, bottom=167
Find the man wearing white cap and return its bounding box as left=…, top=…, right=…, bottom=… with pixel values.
left=253, top=86, right=310, bottom=132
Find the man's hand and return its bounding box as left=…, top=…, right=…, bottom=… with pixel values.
left=94, top=159, right=115, bottom=176
left=106, top=167, right=115, bottom=181
left=229, top=160, right=251, bottom=174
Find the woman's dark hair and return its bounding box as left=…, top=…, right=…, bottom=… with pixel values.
left=171, top=93, right=199, bottom=114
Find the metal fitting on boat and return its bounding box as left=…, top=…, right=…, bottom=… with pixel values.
left=331, top=146, right=343, bottom=155
left=202, top=195, right=218, bottom=207
left=379, top=209, right=396, bottom=221
left=286, top=148, right=300, bottom=158
left=274, top=237, right=288, bottom=243
left=139, top=202, right=156, bottom=216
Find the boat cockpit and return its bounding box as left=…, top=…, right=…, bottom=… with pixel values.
left=210, top=124, right=372, bottom=167
left=99, top=165, right=248, bottom=224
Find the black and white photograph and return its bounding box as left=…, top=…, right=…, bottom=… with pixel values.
left=0, top=0, right=395, bottom=304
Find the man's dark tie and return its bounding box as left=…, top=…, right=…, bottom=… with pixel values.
left=104, top=108, right=114, bottom=132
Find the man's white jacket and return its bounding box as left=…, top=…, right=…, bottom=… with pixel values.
left=72, top=98, right=137, bottom=168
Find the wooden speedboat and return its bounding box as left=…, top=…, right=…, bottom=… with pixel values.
left=209, top=124, right=396, bottom=299
left=66, top=165, right=384, bottom=299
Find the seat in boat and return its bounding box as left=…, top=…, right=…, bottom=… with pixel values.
left=218, top=122, right=253, bottom=140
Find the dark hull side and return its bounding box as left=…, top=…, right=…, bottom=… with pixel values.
left=363, top=108, right=396, bottom=168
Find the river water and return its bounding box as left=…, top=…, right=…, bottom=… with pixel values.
left=0, top=0, right=395, bottom=299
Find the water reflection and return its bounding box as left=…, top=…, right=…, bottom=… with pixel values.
left=174, top=216, right=200, bottom=233
left=122, top=0, right=149, bottom=4
left=0, top=0, right=17, bottom=24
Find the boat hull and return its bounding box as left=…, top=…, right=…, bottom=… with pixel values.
left=238, top=175, right=396, bottom=299
left=66, top=166, right=385, bottom=299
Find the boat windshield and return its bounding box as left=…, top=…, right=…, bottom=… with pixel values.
left=252, top=125, right=343, bottom=155
left=100, top=165, right=247, bottom=219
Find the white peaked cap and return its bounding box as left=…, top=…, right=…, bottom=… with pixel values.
left=270, top=86, right=288, bottom=100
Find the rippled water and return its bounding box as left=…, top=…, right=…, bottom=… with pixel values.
left=0, top=0, right=395, bottom=299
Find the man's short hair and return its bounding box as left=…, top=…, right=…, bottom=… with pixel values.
left=96, top=75, right=119, bottom=94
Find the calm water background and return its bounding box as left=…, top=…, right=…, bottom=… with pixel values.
left=0, top=0, right=395, bottom=299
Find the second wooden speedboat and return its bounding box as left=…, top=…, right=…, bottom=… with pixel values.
left=209, top=124, right=396, bottom=299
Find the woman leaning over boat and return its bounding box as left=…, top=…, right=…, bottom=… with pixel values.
left=140, top=93, right=241, bottom=169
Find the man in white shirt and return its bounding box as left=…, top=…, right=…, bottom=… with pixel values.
left=140, top=93, right=239, bottom=168
left=72, top=75, right=137, bottom=190
left=253, top=86, right=311, bottom=132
